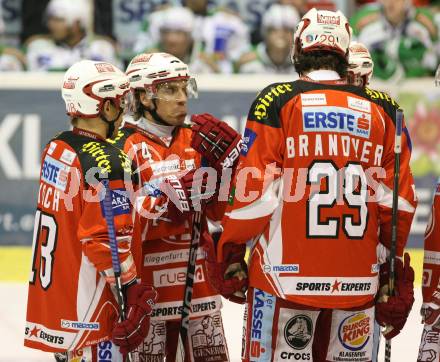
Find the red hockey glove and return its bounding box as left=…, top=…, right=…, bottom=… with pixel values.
left=111, top=282, right=157, bottom=355
left=191, top=113, right=242, bottom=171
left=160, top=169, right=217, bottom=214
left=201, top=231, right=248, bottom=304
left=421, top=286, right=440, bottom=330
left=375, top=252, right=415, bottom=339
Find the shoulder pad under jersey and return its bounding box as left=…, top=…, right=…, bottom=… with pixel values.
left=247, top=82, right=296, bottom=128
left=55, top=131, right=134, bottom=183
left=363, top=87, right=401, bottom=123
left=107, top=127, right=137, bottom=148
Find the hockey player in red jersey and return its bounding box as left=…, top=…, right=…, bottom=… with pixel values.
left=109, top=52, right=242, bottom=361
left=214, top=8, right=417, bottom=362
left=417, top=67, right=440, bottom=362
left=24, top=59, right=157, bottom=361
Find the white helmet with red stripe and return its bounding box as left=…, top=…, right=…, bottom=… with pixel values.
left=62, top=60, right=130, bottom=118
left=125, top=52, right=197, bottom=98
left=292, top=8, right=351, bottom=62
left=348, top=41, right=374, bottom=87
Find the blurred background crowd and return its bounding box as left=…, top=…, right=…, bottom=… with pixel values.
left=1, top=0, right=440, bottom=81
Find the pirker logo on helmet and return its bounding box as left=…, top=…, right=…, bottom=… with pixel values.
left=63, top=77, right=79, bottom=89
left=316, top=14, right=341, bottom=25
left=131, top=53, right=154, bottom=65
left=293, top=8, right=351, bottom=62
left=94, top=62, right=115, bottom=73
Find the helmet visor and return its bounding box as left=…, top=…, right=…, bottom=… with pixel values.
left=147, top=78, right=198, bottom=101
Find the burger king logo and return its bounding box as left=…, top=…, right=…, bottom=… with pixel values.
left=337, top=312, right=370, bottom=351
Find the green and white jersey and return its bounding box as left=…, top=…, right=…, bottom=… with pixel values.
left=238, top=43, right=296, bottom=74
left=351, top=4, right=438, bottom=80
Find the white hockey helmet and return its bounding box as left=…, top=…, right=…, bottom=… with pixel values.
left=159, top=6, right=195, bottom=33
left=262, top=4, right=300, bottom=32
left=62, top=60, right=130, bottom=118
left=292, top=8, right=351, bottom=62
left=46, top=0, right=90, bottom=29
left=348, top=41, right=374, bottom=87
left=126, top=52, right=197, bottom=99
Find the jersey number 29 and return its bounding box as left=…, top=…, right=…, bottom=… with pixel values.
left=307, top=161, right=368, bottom=239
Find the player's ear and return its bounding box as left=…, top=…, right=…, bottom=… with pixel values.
left=102, top=99, right=113, bottom=117
left=139, top=91, right=153, bottom=108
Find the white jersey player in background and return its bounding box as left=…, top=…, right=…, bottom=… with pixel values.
left=25, top=0, right=119, bottom=71
left=134, top=5, right=251, bottom=74
left=237, top=4, right=300, bottom=74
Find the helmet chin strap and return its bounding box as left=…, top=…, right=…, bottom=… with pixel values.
left=145, top=99, right=171, bottom=126
left=100, top=108, right=123, bottom=139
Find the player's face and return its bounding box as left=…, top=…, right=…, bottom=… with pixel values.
left=381, top=0, right=407, bottom=26
left=185, top=0, right=208, bottom=14
left=47, top=16, right=70, bottom=42
left=154, top=80, right=189, bottom=126
left=266, top=28, right=293, bottom=64
left=278, top=0, right=306, bottom=13
left=160, top=30, right=193, bottom=60
left=347, top=71, right=364, bottom=87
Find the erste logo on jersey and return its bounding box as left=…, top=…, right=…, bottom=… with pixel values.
left=302, top=106, right=371, bottom=139
left=41, top=155, right=70, bottom=192
left=337, top=312, right=370, bottom=351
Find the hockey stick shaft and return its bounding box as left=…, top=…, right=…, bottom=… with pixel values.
left=102, top=179, right=126, bottom=319
left=175, top=210, right=202, bottom=362
left=87, top=0, right=94, bottom=47
left=384, top=108, right=403, bottom=362
left=101, top=179, right=132, bottom=362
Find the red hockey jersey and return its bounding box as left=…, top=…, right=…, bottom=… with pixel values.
left=218, top=79, right=417, bottom=309
left=111, top=119, right=224, bottom=321
left=25, top=128, right=137, bottom=353
left=422, top=182, right=440, bottom=302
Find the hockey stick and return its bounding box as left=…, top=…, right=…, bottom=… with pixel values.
left=175, top=210, right=202, bottom=362
left=384, top=108, right=403, bottom=362
left=86, top=0, right=94, bottom=47
left=101, top=179, right=132, bottom=362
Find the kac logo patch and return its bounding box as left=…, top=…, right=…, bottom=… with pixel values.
left=241, top=128, right=257, bottom=156
left=284, top=315, right=313, bottom=350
